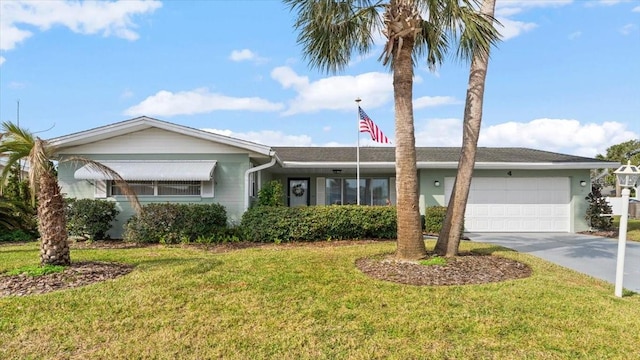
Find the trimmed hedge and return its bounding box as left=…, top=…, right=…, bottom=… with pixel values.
left=424, top=206, right=465, bottom=235
left=240, top=205, right=397, bottom=242
left=124, top=203, right=228, bottom=243
left=424, top=206, right=447, bottom=234
left=65, top=198, right=119, bottom=240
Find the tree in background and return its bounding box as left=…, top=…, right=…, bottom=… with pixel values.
left=285, top=0, right=499, bottom=260
left=595, top=139, right=640, bottom=189
left=0, top=164, right=37, bottom=236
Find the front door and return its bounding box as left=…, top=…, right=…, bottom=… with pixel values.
left=288, top=178, right=309, bottom=207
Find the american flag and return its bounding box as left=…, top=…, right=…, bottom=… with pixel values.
left=358, top=107, right=390, bottom=144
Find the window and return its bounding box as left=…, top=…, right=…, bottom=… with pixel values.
left=325, top=178, right=389, bottom=205
left=110, top=181, right=201, bottom=196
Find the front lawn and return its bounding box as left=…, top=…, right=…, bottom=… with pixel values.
left=614, top=216, right=640, bottom=241
left=1, top=241, right=639, bottom=359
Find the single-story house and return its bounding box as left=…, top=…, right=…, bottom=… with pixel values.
left=49, top=116, right=619, bottom=238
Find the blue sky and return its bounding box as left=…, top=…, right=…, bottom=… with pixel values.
left=1, top=0, right=638, bottom=158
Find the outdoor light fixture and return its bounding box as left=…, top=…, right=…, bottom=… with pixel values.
left=332, top=169, right=342, bottom=174
left=580, top=180, right=587, bottom=187
left=434, top=180, right=440, bottom=187
left=613, top=160, right=640, bottom=297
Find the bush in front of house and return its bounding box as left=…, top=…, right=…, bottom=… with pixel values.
left=65, top=198, right=119, bottom=240
left=240, top=205, right=397, bottom=242
left=255, top=180, right=285, bottom=207
left=424, top=206, right=447, bottom=234
left=123, top=203, right=228, bottom=243
left=585, top=183, right=614, bottom=231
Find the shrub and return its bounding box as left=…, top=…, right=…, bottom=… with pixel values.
left=585, top=183, right=614, bottom=230
left=256, top=180, right=285, bottom=207
left=65, top=198, right=119, bottom=240
left=424, top=206, right=447, bottom=234
left=124, top=203, right=228, bottom=243
left=424, top=206, right=465, bottom=235
left=0, top=229, right=35, bottom=242
left=240, top=205, right=396, bottom=242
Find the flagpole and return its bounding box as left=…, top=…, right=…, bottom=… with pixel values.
left=355, top=98, right=361, bottom=205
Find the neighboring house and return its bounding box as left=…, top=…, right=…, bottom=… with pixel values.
left=49, top=116, right=619, bottom=238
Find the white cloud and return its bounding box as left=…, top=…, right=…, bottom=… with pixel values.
left=494, top=0, right=571, bottom=40
left=413, top=117, right=637, bottom=157
left=633, top=5, right=640, bottom=12
left=229, top=49, right=267, bottom=64
left=497, top=17, right=538, bottom=40
left=568, top=31, right=582, bottom=40
left=0, top=0, right=161, bottom=51
left=271, top=66, right=393, bottom=115
left=124, top=88, right=284, bottom=117
left=0, top=56, right=5, bottom=66
left=619, top=23, right=637, bottom=35
left=202, top=128, right=313, bottom=146
left=478, top=118, right=638, bottom=157
left=414, top=96, right=461, bottom=109
left=120, top=89, right=134, bottom=99
left=586, top=0, right=631, bottom=6
left=415, top=118, right=463, bottom=147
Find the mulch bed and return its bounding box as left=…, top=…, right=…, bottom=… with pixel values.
left=0, top=261, right=134, bottom=298
left=356, top=253, right=532, bottom=286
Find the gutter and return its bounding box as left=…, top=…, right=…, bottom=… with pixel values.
left=244, top=151, right=279, bottom=211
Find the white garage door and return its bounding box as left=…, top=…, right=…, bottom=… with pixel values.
left=444, top=177, right=570, bottom=232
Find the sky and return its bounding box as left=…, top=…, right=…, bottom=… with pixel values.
left=0, top=0, right=639, bottom=158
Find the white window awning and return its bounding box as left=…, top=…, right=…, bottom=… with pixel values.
left=74, top=160, right=217, bottom=181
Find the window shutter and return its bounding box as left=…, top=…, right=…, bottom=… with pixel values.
left=389, top=177, right=396, bottom=205
left=201, top=180, right=214, bottom=198
left=94, top=180, right=107, bottom=198
left=316, top=177, right=326, bottom=205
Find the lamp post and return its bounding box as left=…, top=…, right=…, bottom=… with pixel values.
left=613, top=160, right=640, bottom=297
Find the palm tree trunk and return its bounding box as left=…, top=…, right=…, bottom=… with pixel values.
left=394, top=31, right=427, bottom=261
left=435, top=0, right=496, bottom=257
left=38, top=171, right=70, bottom=266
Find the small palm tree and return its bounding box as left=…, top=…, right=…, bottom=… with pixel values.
left=285, top=0, right=499, bottom=260
left=0, top=122, right=140, bottom=266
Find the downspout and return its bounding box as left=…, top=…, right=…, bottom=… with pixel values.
left=244, top=152, right=278, bottom=211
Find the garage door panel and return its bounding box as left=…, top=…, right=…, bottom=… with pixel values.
left=444, top=177, right=570, bottom=232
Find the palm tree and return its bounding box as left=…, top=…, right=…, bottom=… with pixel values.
left=285, top=0, right=499, bottom=260
left=434, top=0, right=496, bottom=257
left=0, top=122, right=140, bottom=266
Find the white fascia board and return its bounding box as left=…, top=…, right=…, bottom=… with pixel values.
left=48, top=116, right=273, bottom=157
left=282, top=161, right=396, bottom=169
left=416, top=161, right=621, bottom=170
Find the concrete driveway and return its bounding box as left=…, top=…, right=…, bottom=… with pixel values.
left=467, top=232, right=640, bottom=293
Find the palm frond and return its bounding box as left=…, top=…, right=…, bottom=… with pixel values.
left=285, top=0, right=383, bottom=73
left=63, top=157, right=142, bottom=214
left=413, top=0, right=500, bottom=70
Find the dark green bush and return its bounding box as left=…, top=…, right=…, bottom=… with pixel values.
left=424, top=206, right=447, bottom=234
left=0, top=229, right=35, bottom=242
left=585, top=183, right=613, bottom=230
left=65, top=198, right=119, bottom=240
left=240, top=205, right=396, bottom=242
left=123, top=203, right=227, bottom=243
left=424, top=206, right=465, bottom=235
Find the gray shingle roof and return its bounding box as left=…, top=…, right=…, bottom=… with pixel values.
left=273, top=146, right=613, bottom=164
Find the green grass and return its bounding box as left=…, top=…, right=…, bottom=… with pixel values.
left=2, top=241, right=640, bottom=359
left=5, top=264, right=65, bottom=276
left=614, top=216, right=640, bottom=241
left=418, top=256, right=447, bottom=266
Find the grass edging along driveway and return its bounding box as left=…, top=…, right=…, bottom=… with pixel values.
left=2, top=241, right=640, bottom=359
